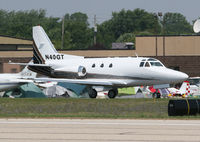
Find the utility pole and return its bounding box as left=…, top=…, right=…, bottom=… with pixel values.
left=61, top=16, right=65, bottom=49
left=158, top=12, right=163, bottom=34
left=94, top=15, right=97, bottom=45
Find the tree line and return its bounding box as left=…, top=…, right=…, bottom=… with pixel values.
left=0, top=9, right=194, bottom=49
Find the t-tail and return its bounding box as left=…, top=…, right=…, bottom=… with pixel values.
left=32, top=26, right=82, bottom=64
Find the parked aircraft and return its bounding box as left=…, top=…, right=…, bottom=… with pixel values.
left=187, top=77, right=200, bottom=96
left=167, top=81, right=191, bottom=97
left=15, top=26, right=188, bottom=98
left=0, top=63, right=36, bottom=91
left=135, top=81, right=191, bottom=98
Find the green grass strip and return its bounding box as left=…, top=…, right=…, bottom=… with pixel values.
left=0, top=98, right=199, bottom=119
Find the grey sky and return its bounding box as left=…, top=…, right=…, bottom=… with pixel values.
left=0, top=0, right=199, bottom=26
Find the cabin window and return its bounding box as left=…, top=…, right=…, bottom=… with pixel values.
left=139, top=62, right=144, bottom=67
left=109, top=63, right=113, bottom=68
left=100, top=63, right=104, bottom=68
left=145, top=62, right=150, bottom=67
left=92, top=64, right=95, bottom=68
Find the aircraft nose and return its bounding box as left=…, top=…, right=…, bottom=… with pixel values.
left=170, top=70, right=189, bottom=83
left=177, top=72, right=189, bottom=81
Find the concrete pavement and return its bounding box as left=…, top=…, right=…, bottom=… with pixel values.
left=0, top=119, right=199, bottom=142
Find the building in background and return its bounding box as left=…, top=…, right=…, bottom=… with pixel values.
left=0, top=35, right=32, bottom=73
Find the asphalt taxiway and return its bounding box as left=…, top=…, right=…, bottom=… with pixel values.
left=0, top=119, right=200, bottom=142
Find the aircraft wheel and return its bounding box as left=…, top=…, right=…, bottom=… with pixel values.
left=108, top=89, right=118, bottom=99
left=62, top=92, right=70, bottom=98
left=89, top=89, right=97, bottom=98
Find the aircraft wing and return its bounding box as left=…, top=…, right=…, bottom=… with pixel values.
left=11, top=78, right=34, bottom=83
left=34, top=78, right=128, bottom=86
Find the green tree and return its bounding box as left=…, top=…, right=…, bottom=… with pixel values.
left=62, top=12, right=92, bottom=49
left=96, top=20, right=116, bottom=49
left=70, top=12, right=89, bottom=25
left=96, top=9, right=161, bottom=48
left=0, top=9, right=60, bottom=40
left=116, top=33, right=135, bottom=43
left=109, top=9, right=161, bottom=38
left=0, top=9, right=92, bottom=49
left=0, top=10, right=8, bottom=34
left=162, top=12, right=192, bottom=35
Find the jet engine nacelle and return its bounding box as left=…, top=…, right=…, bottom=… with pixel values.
left=54, top=65, right=87, bottom=78
left=78, top=66, right=87, bottom=77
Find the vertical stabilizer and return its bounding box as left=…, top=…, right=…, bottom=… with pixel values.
left=33, top=26, right=57, bottom=64
left=179, top=81, right=190, bottom=93
left=32, top=26, right=82, bottom=64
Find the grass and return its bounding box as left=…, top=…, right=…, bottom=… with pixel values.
left=118, top=87, right=135, bottom=95
left=0, top=98, right=199, bottom=119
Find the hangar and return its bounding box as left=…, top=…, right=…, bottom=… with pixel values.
left=0, top=35, right=32, bottom=73
left=0, top=35, right=200, bottom=77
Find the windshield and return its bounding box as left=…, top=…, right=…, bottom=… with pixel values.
left=139, top=60, right=164, bottom=67
left=145, top=62, right=150, bottom=67
left=150, top=62, right=163, bottom=67
left=139, top=58, right=164, bottom=67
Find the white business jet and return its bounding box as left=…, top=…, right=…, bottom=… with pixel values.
left=19, top=26, right=188, bottom=98
left=0, top=64, right=36, bottom=91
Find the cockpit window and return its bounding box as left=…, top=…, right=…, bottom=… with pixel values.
left=150, top=62, right=163, bottom=67
left=139, top=62, right=144, bottom=67
left=148, top=58, right=157, bottom=61
left=145, top=62, right=150, bottom=67
left=140, top=59, right=164, bottom=68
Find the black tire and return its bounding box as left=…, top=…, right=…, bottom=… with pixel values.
left=62, top=92, right=70, bottom=98
left=156, top=93, right=161, bottom=98
left=108, top=89, right=118, bottom=99
left=88, top=89, right=97, bottom=98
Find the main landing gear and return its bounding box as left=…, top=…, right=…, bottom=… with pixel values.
left=88, top=88, right=118, bottom=99
left=88, top=89, right=97, bottom=98
left=108, top=89, right=118, bottom=99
